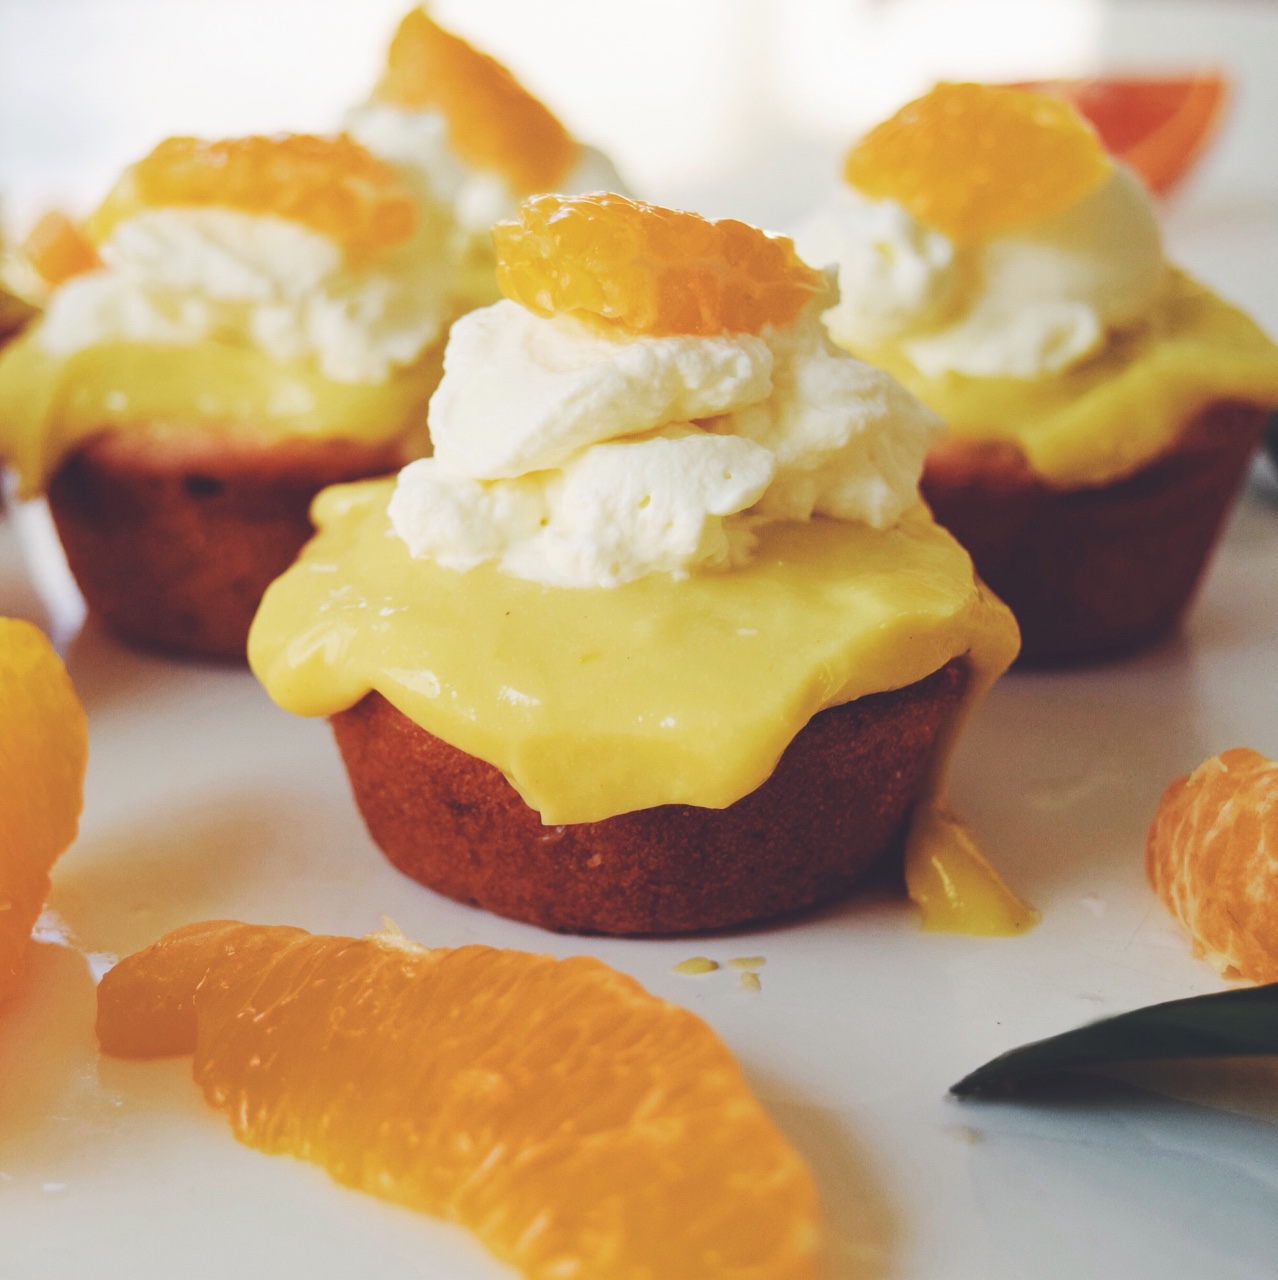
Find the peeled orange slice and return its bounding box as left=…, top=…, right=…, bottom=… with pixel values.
left=87, top=134, right=417, bottom=263
left=21, top=211, right=101, bottom=286
left=1146, top=747, right=1278, bottom=983
left=494, top=192, right=827, bottom=337
left=376, top=7, right=577, bottom=195
left=844, top=82, right=1111, bottom=243
left=1014, top=75, right=1228, bottom=196
left=98, top=921, right=824, bottom=1279
left=0, top=617, right=88, bottom=1003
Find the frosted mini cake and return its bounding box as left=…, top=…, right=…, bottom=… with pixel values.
left=251, top=194, right=1026, bottom=936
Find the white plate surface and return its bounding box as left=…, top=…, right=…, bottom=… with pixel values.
left=2, top=4, right=1278, bottom=1271
left=0, top=470, right=1276, bottom=1280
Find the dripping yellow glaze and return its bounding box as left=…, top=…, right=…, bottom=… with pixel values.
left=249, top=479, right=1028, bottom=934
left=859, top=271, right=1278, bottom=488
left=905, top=807, right=1038, bottom=935
left=0, top=333, right=444, bottom=497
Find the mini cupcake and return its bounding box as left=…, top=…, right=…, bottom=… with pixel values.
left=344, top=6, right=626, bottom=309
left=797, top=83, right=1278, bottom=664
left=0, top=134, right=456, bottom=660
left=250, top=193, right=1025, bottom=938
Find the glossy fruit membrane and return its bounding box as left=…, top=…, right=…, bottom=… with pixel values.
left=1020, top=75, right=1228, bottom=196
left=0, top=617, right=88, bottom=1002
left=844, top=82, right=1112, bottom=244
left=87, top=134, right=417, bottom=263
left=97, top=921, right=825, bottom=1279
left=21, top=210, right=100, bottom=286
left=376, top=7, right=577, bottom=194
left=494, top=193, right=828, bottom=337
left=1147, top=748, right=1278, bottom=983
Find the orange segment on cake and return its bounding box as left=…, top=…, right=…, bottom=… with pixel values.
left=97, top=920, right=827, bottom=1279
left=87, top=134, right=417, bottom=264
left=21, top=210, right=101, bottom=288
left=494, top=192, right=825, bottom=336
left=0, top=617, right=87, bottom=1003
left=344, top=7, right=627, bottom=310
left=250, top=192, right=1027, bottom=937
left=375, top=6, right=579, bottom=195
left=797, top=82, right=1278, bottom=664
left=843, top=81, right=1112, bottom=245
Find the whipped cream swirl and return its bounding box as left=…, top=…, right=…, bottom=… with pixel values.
left=796, top=165, right=1167, bottom=380
left=389, top=281, right=944, bottom=589
left=39, top=207, right=455, bottom=384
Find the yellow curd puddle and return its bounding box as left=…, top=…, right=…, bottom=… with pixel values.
left=0, top=336, right=444, bottom=495
left=250, top=480, right=1029, bottom=935
left=862, top=270, right=1278, bottom=487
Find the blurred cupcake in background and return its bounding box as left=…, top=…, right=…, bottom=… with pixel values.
left=0, top=223, right=42, bottom=350
left=344, top=6, right=627, bottom=308
left=797, top=83, right=1278, bottom=664
left=0, top=133, right=453, bottom=660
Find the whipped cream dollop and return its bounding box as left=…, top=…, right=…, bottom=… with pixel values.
left=38, top=207, right=455, bottom=383
left=389, top=283, right=944, bottom=589
left=346, top=101, right=624, bottom=238
left=796, top=165, right=1167, bottom=379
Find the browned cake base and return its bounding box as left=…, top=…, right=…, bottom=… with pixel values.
left=47, top=428, right=408, bottom=661
left=330, top=658, right=969, bottom=936
left=920, top=400, right=1267, bottom=666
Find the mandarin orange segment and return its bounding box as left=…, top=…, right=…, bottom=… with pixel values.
left=494, top=192, right=827, bottom=337
left=376, top=7, right=578, bottom=194
left=844, top=82, right=1112, bottom=243
left=86, top=135, right=417, bottom=262
left=0, top=618, right=88, bottom=1003
left=98, top=921, right=824, bottom=1279
left=21, top=211, right=101, bottom=286
left=1146, top=747, right=1278, bottom=983
left=1016, top=75, right=1229, bottom=196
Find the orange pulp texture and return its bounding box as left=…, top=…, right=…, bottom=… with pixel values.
left=86, top=135, right=417, bottom=263
left=0, top=618, right=88, bottom=1002
left=1016, top=75, right=1229, bottom=196
left=1146, top=747, right=1278, bottom=983
left=494, top=192, right=828, bottom=338
left=21, top=211, right=101, bottom=286
left=376, top=7, right=578, bottom=195
left=97, top=921, right=824, bottom=1280
left=843, top=82, right=1112, bottom=244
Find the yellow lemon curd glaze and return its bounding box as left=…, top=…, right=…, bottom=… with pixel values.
left=0, top=333, right=443, bottom=497
left=249, top=479, right=1029, bottom=935
left=862, top=271, right=1278, bottom=488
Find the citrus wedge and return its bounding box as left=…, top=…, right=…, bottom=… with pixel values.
left=1147, top=747, right=1278, bottom=983
left=0, top=617, right=88, bottom=1003
left=494, top=192, right=826, bottom=337
left=87, top=134, right=417, bottom=263
left=21, top=211, right=101, bottom=286
left=844, top=82, right=1111, bottom=244
left=98, top=920, right=825, bottom=1279
left=1016, top=75, right=1228, bottom=195
left=376, top=7, right=577, bottom=194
